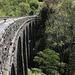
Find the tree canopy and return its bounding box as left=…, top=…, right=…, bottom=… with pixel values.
left=32, top=0, right=75, bottom=75
left=34, top=49, right=66, bottom=75
left=0, top=0, right=39, bottom=16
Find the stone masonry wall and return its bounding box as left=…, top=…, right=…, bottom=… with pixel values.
left=0, top=15, right=38, bottom=75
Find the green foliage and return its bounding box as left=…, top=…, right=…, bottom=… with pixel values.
left=34, top=49, right=66, bottom=75
left=28, top=68, right=45, bottom=75
left=11, top=6, right=21, bottom=16
left=60, top=0, right=75, bottom=15
left=0, top=0, right=39, bottom=16
left=19, top=2, right=31, bottom=16
left=3, top=5, right=14, bottom=16
left=29, top=0, right=39, bottom=10
left=0, top=9, right=6, bottom=16
left=38, top=0, right=75, bottom=74
left=8, top=0, right=18, bottom=5
left=29, top=10, right=34, bottom=15
left=33, top=0, right=75, bottom=75
left=40, top=6, right=48, bottom=22
left=0, top=0, right=3, bottom=8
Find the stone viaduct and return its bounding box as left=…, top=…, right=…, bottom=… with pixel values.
left=0, top=15, right=39, bottom=75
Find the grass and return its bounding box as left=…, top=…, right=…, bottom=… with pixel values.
left=0, top=18, right=4, bottom=21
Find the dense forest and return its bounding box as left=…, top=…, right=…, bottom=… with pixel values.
left=0, top=0, right=39, bottom=16
left=0, top=0, right=75, bottom=75
left=30, top=0, right=75, bottom=75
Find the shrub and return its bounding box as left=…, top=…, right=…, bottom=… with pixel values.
left=29, top=0, right=39, bottom=10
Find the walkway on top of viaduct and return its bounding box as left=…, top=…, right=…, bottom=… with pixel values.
left=0, top=15, right=39, bottom=75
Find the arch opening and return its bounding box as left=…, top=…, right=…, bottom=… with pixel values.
left=35, top=21, right=38, bottom=40
left=29, top=23, right=31, bottom=50
left=29, top=23, right=31, bottom=40
left=29, top=23, right=32, bottom=58
left=17, top=37, right=23, bottom=75
left=32, top=22, right=35, bottom=46
left=23, top=30, right=28, bottom=75
left=26, top=26, right=29, bottom=59
left=28, top=22, right=35, bottom=68
left=28, top=23, right=32, bottom=68
left=11, top=64, right=16, bottom=75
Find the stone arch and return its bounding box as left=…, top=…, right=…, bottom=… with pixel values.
left=17, top=37, right=23, bottom=75
left=11, top=63, right=16, bottom=75
left=23, top=29, right=28, bottom=75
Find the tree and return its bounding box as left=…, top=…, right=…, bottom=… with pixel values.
left=0, top=0, right=40, bottom=16
left=29, top=0, right=39, bottom=10
left=59, top=0, right=75, bottom=74
left=0, top=9, right=6, bottom=16
left=0, top=0, right=3, bottom=8
left=34, top=49, right=66, bottom=75
left=43, top=0, right=75, bottom=74
left=43, top=0, right=58, bottom=8
left=3, top=4, right=14, bottom=16
left=19, top=2, right=31, bottom=16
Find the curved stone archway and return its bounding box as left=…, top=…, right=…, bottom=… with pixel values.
left=17, top=37, right=23, bottom=75
left=11, top=64, right=16, bottom=75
